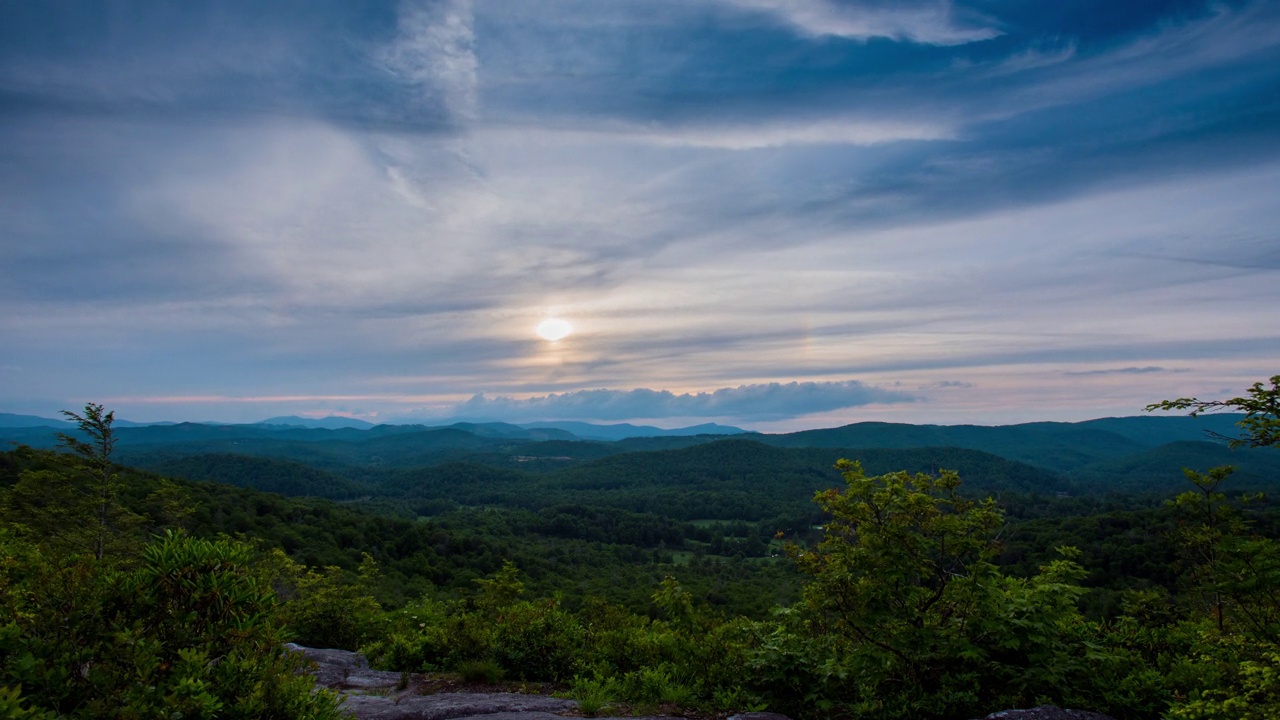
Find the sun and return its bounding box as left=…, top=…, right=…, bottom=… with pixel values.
left=535, top=318, right=573, bottom=341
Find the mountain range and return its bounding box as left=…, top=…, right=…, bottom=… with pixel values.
left=2, top=411, right=1272, bottom=503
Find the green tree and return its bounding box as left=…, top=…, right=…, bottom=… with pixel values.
left=1, top=404, right=142, bottom=560
left=1146, top=375, right=1280, bottom=449
left=272, top=551, right=386, bottom=651
left=1146, top=378, right=1280, bottom=640
left=1145, top=377, right=1280, bottom=719
left=792, top=460, right=1092, bottom=718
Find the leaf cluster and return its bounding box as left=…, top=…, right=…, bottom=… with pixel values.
left=1146, top=375, right=1280, bottom=449
left=0, top=530, right=343, bottom=718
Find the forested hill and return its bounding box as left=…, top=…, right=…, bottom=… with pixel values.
left=132, top=440, right=1064, bottom=523
left=2, top=412, right=1273, bottom=502
left=3, top=398, right=1279, bottom=720
left=758, top=414, right=1250, bottom=472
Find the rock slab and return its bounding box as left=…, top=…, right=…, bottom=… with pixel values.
left=288, top=644, right=681, bottom=720
left=341, top=696, right=578, bottom=720
left=981, top=707, right=1117, bottom=720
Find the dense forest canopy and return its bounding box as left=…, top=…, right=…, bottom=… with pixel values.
left=1, top=378, right=1278, bottom=719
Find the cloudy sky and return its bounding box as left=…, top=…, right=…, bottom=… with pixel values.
left=1, top=0, right=1277, bottom=429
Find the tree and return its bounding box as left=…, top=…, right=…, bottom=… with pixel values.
left=1146, top=375, right=1280, bottom=449
left=794, top=462, right=1005, bottom=672
left=1146, top=378, right=1280, bottom=638
left=1, top=403, right=141, bottom=560
left=791, top=460, right=1091, bottom=718
left=1147, top=378, right=1280, bottom=719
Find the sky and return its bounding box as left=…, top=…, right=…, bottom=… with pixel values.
left=1, top=0, right=1278, bottom=430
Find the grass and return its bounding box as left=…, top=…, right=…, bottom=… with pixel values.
left=565, top=676, right=616, bottom=717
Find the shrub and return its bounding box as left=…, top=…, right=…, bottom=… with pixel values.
left=566, top=675, right=616, bottom=716
left=0, top=530, right=345, bottom=719
left=456, top=659, right=506, bottom=684
left=276, top=552, right=387, bottom=650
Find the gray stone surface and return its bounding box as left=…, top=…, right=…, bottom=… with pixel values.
left=287, top=645, right=581, bottom=720
left=286, top=643, right=404, bottom=691
left=980, top=707, right=1117, bottom=720
left=730, top=713, right=792, bottom=720
left=339, top=695, right=577, bottom=720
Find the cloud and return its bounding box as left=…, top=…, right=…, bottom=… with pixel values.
left=0, top=1, right=479, bottom=131
left=378, top=0, right=478, bottom=121
left=716, top=0, right=1000, bottom=45
left=980, top=40, right=1077, bottom=76
left=633, top=117, right=954, bottom=149
left=2, top=1, right=1279, bottom=429
left=449, top=380, right=915, bottom=421
left=1064, top=366, right=1170, bottom=377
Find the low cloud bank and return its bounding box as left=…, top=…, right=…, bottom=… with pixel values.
left=452, top=380, right=914, bottom=422
left=1064, top=366, right=1168, bottom=376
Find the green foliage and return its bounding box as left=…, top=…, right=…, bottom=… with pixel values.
left=0, top=529, right=343, bottom=719
left=1147, top=375, right=1280, bottom=449
left=1165, top=466, right=1280, bottom=641
left=364, top=563, right=586, bottom=682
left=1, top=405, right=145, bottom=561
left=565, top=675, right=615, bottom=716
left=791, top=460, right=1097, bottom=718
left=456, top=659, right=506, bottom=684
left=273, top=551, right=387, bottom=650
left=11, top=390, right=1280, bottom=720
left=0, top=685, right=57, bottom=720
left=1170, top=648, right=1280, bottom=720
left=364, top=567, right=767, bottom=711
left=149, top=453, right=368, bottom=499
left=1133, top=463, right=1280, bottom=720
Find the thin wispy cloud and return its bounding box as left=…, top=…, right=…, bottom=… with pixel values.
left=0, top=0, right=1277, bottom=427
left=1064, top=367, right=1170, bottom=377
left=634, top=118, right=956, bottom=149
left=378, top=0, right=479, bottom=122
left=717, top=0, right=1000, bottom=45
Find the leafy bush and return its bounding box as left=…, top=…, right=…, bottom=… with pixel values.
left=0, top=530, right=344, bottom=719
left=456, top=659, right=506, bottom=684
left=1170, top=648, right=1280, bottom=720
left=0, top=685, right=57, bottom=720
left=366, top=562, right=585, bottom=682
left=274, top=551, right=387, bottom=650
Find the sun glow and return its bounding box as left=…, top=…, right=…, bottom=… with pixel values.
left=535, top=318, right=573, bottom=341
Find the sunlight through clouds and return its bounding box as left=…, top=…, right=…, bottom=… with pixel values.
left=0, top=0, right=1277, bottom=426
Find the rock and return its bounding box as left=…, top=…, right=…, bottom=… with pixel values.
left=730, top=713, right=792, bottom=720
left=339, top=694, right=577, bottom=720
left=287, top=644, right=581, bottom=720
left=285, top=643, right=404, bottom=691
left=287, top=644, right=784, bottom=720
left=980, top=707, right=1117, bottom=720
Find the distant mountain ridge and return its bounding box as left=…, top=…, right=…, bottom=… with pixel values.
left=0, top=412, right=747, bottom=441
left=5, top=407, right=1274, bottom=502
left=518, top=421, right=747, bottom=441
left=259, top=415, right=377, bottom=430
left=761, top=415, right=1251, bottom=473
left=4, top=412, right=1270, bottom=495
left=0, top=413, right=70, bottom=429
left=0, top=412, right=161, bottom=429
